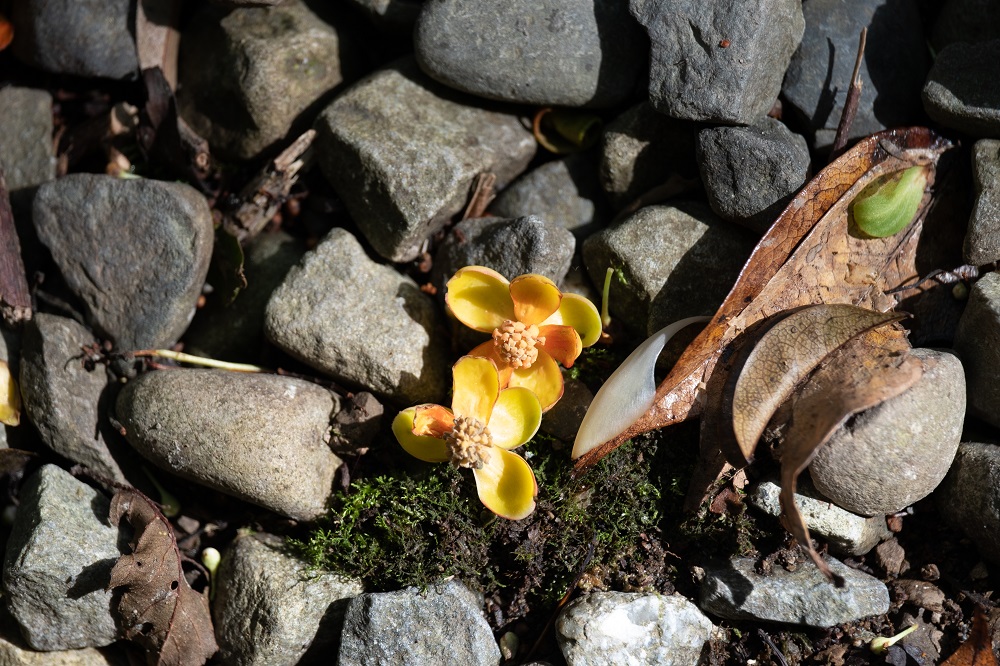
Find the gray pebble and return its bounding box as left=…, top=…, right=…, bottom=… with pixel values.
left=937, top=442, right=1000, bottom=565
left=931, top=0, right=1000, bottom=51
left=0, top=87, right=56, bottom=197
left=923, top=39, right=1000, bottom=138
left=0, top=615, right=125, bottom=666
left=965, top=140, right=1000, bottom=265
left=954, top=272, right=1000, bottom=427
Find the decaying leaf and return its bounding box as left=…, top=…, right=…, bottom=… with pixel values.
left=107, top=488, right=218, bottom=666
left=135, top=0, right=181, bottom=90
left=941, top=610, right=999, bottom=665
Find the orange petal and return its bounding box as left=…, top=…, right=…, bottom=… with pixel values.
left=412, top=404, right=455, bottom=437
left=509, top=274, right=562, bottom=326
left=392, top=408, right=450, bottom=463
left=542, top=292, right=603, bottom=348
left=451, top=355, right=500, bottom=424
left=537, top=324, right=583, bottom=368
left=508, top=351, right=564, bottom=412
left=445, top=266, right=515, bottom=332
left=472, top=447, right=537, bottom=520
left=488, top=387, right=542, bottom=450
left=468, top=340, right=513, bottom=388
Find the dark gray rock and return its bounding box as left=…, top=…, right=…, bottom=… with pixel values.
left=931, top=0, right=1000, bottom=50
left=697, top=118, right=810, bottom=234
left=965, top=140, right=1000, bottom=265
left=783, top=0, right=928, bottom=149
left=11, top=0, right=138, bottom=79
left=3, top=465, right=119, bottom=650
left=0, top=611, right=125, bottom=666
left=541, top=378, right=593, bottom=443
left=923, top=39, right=1000, bottom=138
left=338, top=579, right=500, bottom=666
left=631, top=0, right=803, bottom=124
left=330, top=392, right=384, bottom=455
left=116, top=369, right=342, bottom=521
left=0, top=87, right=56, bottom=196
left=215, top=533, right=363, bottom=666
left=954, top=271, right=1000, bottom=427
left=313, top=57, right=536, bottom=262
left=415, top=0, right=644, bottom=108
left=937, top=442, right=1000, bottom=565
left=32, top=174, right=214, bottom=351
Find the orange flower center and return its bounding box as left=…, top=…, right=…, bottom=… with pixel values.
left=446, top=415, right=492, bottom=469
left=492, top=320, right=545, bottom=369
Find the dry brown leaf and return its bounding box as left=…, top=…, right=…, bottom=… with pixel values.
left=107, top=488, right=218, bottom=666
left=0, top=13, right=13, bottom=51
left=135, top=0, right=181, bottom=90
left=942, top=610, right=999, bottom=665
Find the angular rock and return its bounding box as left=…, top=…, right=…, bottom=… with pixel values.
left=265, top=228, right=450, bottom=405
left=699, top=556, right=889, bottom=627
left=0, top=87, right=56, bottom=196
left=314, top=57, right=536, bottom=262
left=954, top=271, right=1000, bottom=427
left=556, top=591, right=714, bottom=666
left=215, top=533, right=363, bottom=666
left=116, top=369, right=342, bottom=521
left=338, top=579, right=500, bottom=666
left=631, top=0, right=804, bottom=124
left=923, top=39, right=1000, bottom=138
left=0, top=609, right=125, bottom=666
left=3, top=465, right=119, bottom=650
left=930, top=0, right=1000, bottom=51
left=808, top=349, right=965, bottom=516
left=696, top=118, right=810, bottom=234
left=415, top=0, right=644, bottom=108
left=32, top=174, right=214, bottom=351
left=542, top=378, right=593, bottom=443
left=965, top=140, right=1000, bottom=265
left=937, top=442, right=1000, bottom=565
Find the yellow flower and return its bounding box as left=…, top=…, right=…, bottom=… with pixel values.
left=392, top=356, right=542, bottom=520
left=445, top=266, right=602, bottom=412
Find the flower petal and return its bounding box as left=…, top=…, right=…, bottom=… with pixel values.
left=508, top=351, right=564, bottom=412
left=412, top=404, right=455, bottom=437
left=0, top=360, right=20, bottom=426
left=392, top=408, right=450, bottom=463
left=509, top=274, right=561, bottom=326
left=537, top=324, right=583, bottom=368
left=468, top=340, right=513, bottom=388
left=445, top=266, right=515, bottom=332
left=472, top=447, right=537, bottom=520
left=451, top=355, right=500, bottom=424
left=488, top=387, right=542, bottom=450
left=542, top=292, right=603, bottom=347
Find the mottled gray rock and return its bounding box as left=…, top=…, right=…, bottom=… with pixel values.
left=954, top=272, right=1000, bottom=427
left=314, top=57, right=536, bottom=262
left=783, top=0, right=928, bottom=148
left=556, top=591, right=714, bottom=666
left=178, top=1, right=346, bottom=159
left=215, top=533, right=363, bottom=666
left=347, top=0, right=422, bottom=31
left=631, top=0, right=803, bottom=124
left=809, top=349, right=965, bottom=516
left=265, top=228, right=450, bottom=405
left=937, top=442, right=1000, bottom=565
left=0, top=611, right=125, bottom=666
left=923, top=39, right=1000, bottom=138
left=11, top=0, right=138, bottom=78
left=0, top=87, right=56, bottom=196
left=3, top=465, right=119, bottom=650
left=542, top=378, right=593, bottom=443
left=338, top=579, right=499, bottom=666
left=32, top=174, right=214, bottom=351
left=582, top=203, right=756, bottom=334
left=931, top=0, right=1000, bottom=50
left=415, top=0, right=644, bottom=108
left=330, top=392, right=384, bottom=454
left=116, top=369, right=342, bottom=521
left=699, top=556, right=889, bottom=627
left=697, top=118, right=810, bottom=234
left=965, top=140, right=1000, bottom=265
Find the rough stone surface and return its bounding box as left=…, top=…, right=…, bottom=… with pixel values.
left=954, top=272, right=1000, bottom=427
left=178, top=1, right=346, bottom=159
left=415, top=0, right=644, bottom=108
left=808, top=349, right=965, bottom=516
left=116, top=369, right=342, bottom=521
left=699, top=556, right=890, bottom=627
left=556, top=591, right=715, bottom=666
left=0, top=611, right=125, bottom=665
left=265, top=228, right=450, bottom=405
left=965, top=140, right=1000, bottom=265
left=215, top=533, right=363, bottom=666
left=923, top=39, right=1000, bottom=138
left=696, top=118, right=810, bottom=234
left=931, top=0, right=1000, bottom=50
left=3, top=465, right=120, bottom=650
left=631, top=0, right=804, bottom=124
left=0, top=87, right=56, bottom=196
left=542, top=378, right=593, bottom=443
left=937, top=442, right=1000, bottom=565
left=314, top=57, right=536, bottom=262
left=32, top=174, right=214, bottom=351
left=338, top=579, right=500, bottom=666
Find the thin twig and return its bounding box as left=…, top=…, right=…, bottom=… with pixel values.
left=829, top=27, right=868, bottom=160
left=757, top=628, right=790, bottom=666
left=0, top=169, right=31, bottom=327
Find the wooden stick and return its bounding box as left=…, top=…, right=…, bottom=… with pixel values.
left=829, top=27, right=868, bottom=160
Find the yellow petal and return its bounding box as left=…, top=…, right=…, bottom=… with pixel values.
left=472, top=447, right=537, bottom=520
left=488, top=387, right=542, bottom=450
left=451, top=355, right=500, bottom=424
left=537, top=324, right=583, bottom=368
left=412, top=404, right=455, bottom=437
left=0, top=361, right=19, bottom=426
left=468, top=340, right=513, bottom=388
left=445, top=266, right=515, bottom=332
left=509, top=274, right=562, bottom=326
left=542, top=292, right=603, bottom=347
left=508, top=351, right=564, bottom=412
left=392, top=408, right=449, bottom=463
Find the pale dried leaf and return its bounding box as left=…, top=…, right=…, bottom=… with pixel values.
left=135, top=0, right=181, bottom=89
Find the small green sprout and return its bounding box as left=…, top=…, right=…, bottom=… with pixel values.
left=601, top=267, right=613, bottom=328
left=143, top=467, right=181, bottom=518
left=870, top=623, right=917, bottom=654
left=850, top=165, right=928, bottom=238
left=201, top=547, right=221, bottom=600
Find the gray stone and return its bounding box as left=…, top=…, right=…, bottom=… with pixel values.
left=937, top=442, right=1000, bottom=565
left=415, top=0, right=644, bottom=108
left=556, top=591, right=714, bottom=666
left=699, top=556, right=889, bottom=627
left=697, top=118, right=810, bottom=234
left=330, top=392, right=384, bottom=454
left=954, top=272, right=1000, bottom=427
left=3, top=465, right=119, bottom=650
left=215, top=533, right=363, bottom=666
left=266, top=228, right=450, bottom=405
left=178, top=1, right=346, bottom=160
left=541, top=378, right=593, bottom=443
left=931, top=0, right=1000, bottom=51
left=631, top=0, right=803, bottom=124
left=808, top=349, right=966, bottom=516
left=32, top=174, right=214, bottom=351
left=923, top=39, right=1000, bottom=138
left=965, top=140, right=1000, bottom=265
left=116, top=369, right=342, bottom=521
left=313, top=57, right=536, bottom=262
left=0, top=610, right=125, bottom=665
left=0, top=88, right=56, bottom=196
left=783, top=0, right=928, bottom=149
left=11, top=0, right=138, bottom=79
left=338, top=579, right=500, bottom=666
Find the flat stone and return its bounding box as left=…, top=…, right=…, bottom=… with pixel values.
left=699, top=556, right=889, bottom=627
left=0, top=87, right=56, bottom=196
left=313, top=57, right=536, bottom=262
left=32, top=174, right=214, bottom=351
left=116, top=369, right=342, bottom=521
left=923, top=38, right=1000, bottom=138
left=631, top=0, right=803, bottom=124
left=954, top=271, right=1000, bottom=427
left=965, top=140, right=1000, bottom=265
left=930, top=0, right=1000, bottom=51
left=937, top=442, right=1000, bottom=565
left=265, top=228, right=450, bottom=405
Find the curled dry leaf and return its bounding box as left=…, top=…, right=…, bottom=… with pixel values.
left=941, top=609, right=999, bottom=666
